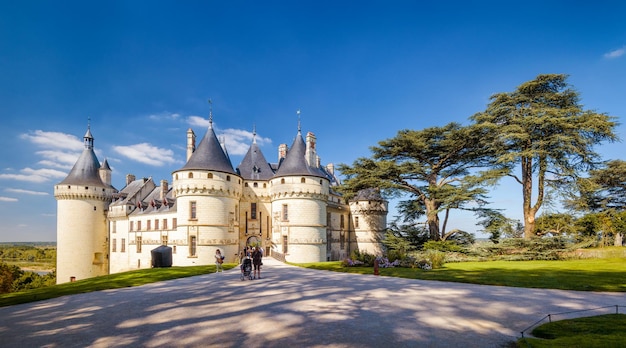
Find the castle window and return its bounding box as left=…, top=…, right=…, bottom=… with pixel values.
left=253, top=182, right=258, bottom=188
left=112, top=221, right=117, bottom=234
left=173, top=245, right=177, bottom=254
left=340, top=215, right=345, bottom=229
left=281, top=178, right=285, bottom=184
left=162, top=234, right=168, bottom=246
left=355, top=217, right=359, bottom=228
left=147, top=220, right=151, bottom=230
left=340, top=233, right=345, bottom=250
left=173, top=218, right=177, bottom=228
left=190, top=236, right=197, bottom=256
left=188, top=172, right=193, bottom=178
left=245, top=183, right=249, bottom=187
left=112, top=238, right=117, bottom=252
left=155, top=219, right=159, bottom=230
left=251, top=203, right=257, bottom=220
left=163, top=219, right=168, bottom=230
left=320, top=180, right=323, bottom=185
left=130, top=221, right=134, bottom=231
left=190, top=201, right=197, bottom=220
left=282, top=204, right=288, bottom=221
left=121, top=238, right=126, bottom=253
left=208, top=173, right=213, bottom=178
left=283, top=235, right=288, bottom=254
left=301, top=177, right=306, bottom=183
left=263, top=183, right=266, bottom=188
left=137, top=221, right=142, bottom=231
left=136, top=236, right=142, bottom=253
left=85, top=186, right=89, bottom=190
left=226, top=175, right=231, bottom=181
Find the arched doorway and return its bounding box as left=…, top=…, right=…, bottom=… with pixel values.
left=246, top=236, right=261, bottom=247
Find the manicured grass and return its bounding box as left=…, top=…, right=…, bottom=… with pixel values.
left=518, top=314, right=626, bottom=347
left=0, top=264, right=235, bottom=307
left=297, top=258, right=626, bottom=292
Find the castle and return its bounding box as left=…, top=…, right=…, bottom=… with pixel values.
left=54, top=113, right=388, bottom=284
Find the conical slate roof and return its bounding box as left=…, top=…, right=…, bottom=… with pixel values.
left=58, top=128, right=109, bottom=187
left=237, top=136, right=274, bottom=180
left=274, top=131, right=325, bottom=178
left=178, top=125, right=236, bottom=174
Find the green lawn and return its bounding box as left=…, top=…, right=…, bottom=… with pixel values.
left=297, top=258, right=626, bottom=292
left=518, top=314, right=626, bottom=348
left=0, top=263, right=235, bottom=307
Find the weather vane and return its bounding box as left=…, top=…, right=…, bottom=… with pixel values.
left=297, top=109, right=301, bottom=132
left=208, top=98, right=213, bottom=126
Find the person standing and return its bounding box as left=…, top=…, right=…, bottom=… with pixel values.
left=215, top=249, right=224, bottom=273
left=252, top=246, right=262, bottom=279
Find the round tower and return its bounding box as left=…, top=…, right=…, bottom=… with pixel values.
left=172, top=113, right=242, bottom=265
left=54, top=126, right=116, bottom=284
left=270, top=125, right=329, bottom=263
left=349, top=188, right=388, bottom=255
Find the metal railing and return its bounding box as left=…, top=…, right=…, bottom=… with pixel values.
left=520, top=304, right=625, bottom=338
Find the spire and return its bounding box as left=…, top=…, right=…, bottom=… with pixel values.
left=252, top=124, right=257, bottom=144
left=178, top=100, right=236, bottom=174
left=208, top=98, right=213, bottom=129
left=296, top=109, right=301, bottom=134
left=84, top=117, right=94, bottom=149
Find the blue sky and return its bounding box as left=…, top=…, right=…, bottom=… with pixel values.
left=1, top=1, right=625, bottom=242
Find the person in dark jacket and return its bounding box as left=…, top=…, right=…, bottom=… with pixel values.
left=252, top=246, right=263, bottom=279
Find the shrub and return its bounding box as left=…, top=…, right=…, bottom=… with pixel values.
left=423, top=240, right=464, bottom=253
left=351, top=250, right=376, bottom=267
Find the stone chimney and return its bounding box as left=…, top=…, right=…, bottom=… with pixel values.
left=186, top=128, right=196, bottom=161
left=160, top=180, right=168, bottom=202
left=326, top=163, right=334, bottom=175
left=126, top=174, right=136, bottom=186
left=278, top=143, right=288, bottom=161
left=305, top=131, right=317, bottom=167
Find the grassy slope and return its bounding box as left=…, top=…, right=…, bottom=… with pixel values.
left=298, top=258, right=626, bottom=292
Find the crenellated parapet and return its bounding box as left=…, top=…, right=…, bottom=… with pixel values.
left=54, top=185, right=115, bottom=202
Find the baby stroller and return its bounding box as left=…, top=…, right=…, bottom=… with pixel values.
left=240, top=257, right=253, bottom=281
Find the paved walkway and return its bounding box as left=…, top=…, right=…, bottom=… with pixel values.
left=0, top=258, right=624, bottom=347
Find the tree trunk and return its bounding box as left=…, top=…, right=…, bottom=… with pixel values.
left=424, top=198, right=440, bottom=240
left=615, top=233, right=623, bottom=247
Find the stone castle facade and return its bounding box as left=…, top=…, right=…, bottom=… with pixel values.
left=54, top=115, right=387, bottom=284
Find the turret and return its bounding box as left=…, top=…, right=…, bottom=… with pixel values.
left=54, top=125, right=116, bottom=284
left=270, top=115, right=330, bottom=263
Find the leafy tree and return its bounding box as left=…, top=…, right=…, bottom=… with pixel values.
left=476, top=210, right=523, bottom=243
left=471, top=74, right=618, bottom=239
left=534, top=213, right=576, bottom=237
left=338, top=122, right=499, bottom=240
left=0, top=262, right=22, bottom=294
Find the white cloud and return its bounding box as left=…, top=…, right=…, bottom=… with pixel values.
left=0, top=196, right=18, bottom=202
left=148, top=112, right=181, bottom=121
left=20, top=130, right=83, bottom=151
left=187, top=115, right=210, bottom=127
left=112, top=143, right=177, bottom=166
left=35, top=150, right=81, bottom=168
left=0, top=167, right=67, bottom=183
left=603, top=46, right=625, bottom=59
left=5, top=188, right=49, bottom=195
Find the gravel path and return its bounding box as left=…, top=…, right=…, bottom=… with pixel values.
left=0, top=258, right=624, bottom=347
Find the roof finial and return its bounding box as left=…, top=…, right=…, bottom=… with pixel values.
left=297, top=109, right=301, bottom=133
left=87, top=116, right=91, bottom=130
left=252, top=124, right=257, bottom=144
left=208, top=98, right=213, bottom=129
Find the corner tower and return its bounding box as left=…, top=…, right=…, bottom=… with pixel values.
left=349, top=188, right=388, bottom=255
left=171, top=108, right=242, bottom=264
left=54, top=126, right=116, bottom=284
left=270, top=119, right=330, bottom=263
